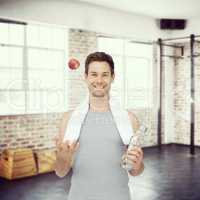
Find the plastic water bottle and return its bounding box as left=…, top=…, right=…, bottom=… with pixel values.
left=121, top=125, right=147, bottom=171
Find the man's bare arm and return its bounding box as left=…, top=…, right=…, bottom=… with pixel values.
left=127, top=111, right=144, bottom=176
left=54, top=111, right=75, bottom=177
left=127, top=111, right=140, bottom=132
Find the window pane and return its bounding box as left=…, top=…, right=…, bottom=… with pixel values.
left=0, top=46, right=23, bottom=67
left=45, top=91, right=64, bottom=112
left=126, top=57, right=152, bottom=89
left=52, top=27, right=66, bottom=49
left=0, top=69, right=10, bottom=89
left=98, top=37, right=124, bottom=55
left=125, top=57, right=152, bottom=108
left=125, top=42, right=153, bottom=57
left=27, top=25, right=66, bottom=49
left=28, top=49, right=63, bottom=69
left=50, top=51, right=64, bottom=69
left=110, top=55, right=124, bottom=106
left=111, top=55, right=123, bottom=89
left=0, top=46, right=9, bottom=66
left=27, top=90, right=64, bottom=113
left=0, top=69, right=23, bottom=89
left=9, top=69, right=23, bottom=89
left=27, top=91, right=41, bottom=113
left=27, top=25, right=39, bottom=47
left=126, top=92, right=151, bottom=108
left=9, top=47, right=23, bottom=67
left=28, top=49, right=49, bottom=69
left=28, top=70, right=63, bottom=89
left=9, top=24, right=24, bottom=45
left=0, top=91, right=25, bottom=115
left=39, top=26, right=51, bottom=48
left=0, top=23, right=8, bottom=44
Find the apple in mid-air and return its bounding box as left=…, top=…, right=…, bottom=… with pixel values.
left=68, top=58, right=80, bottom=70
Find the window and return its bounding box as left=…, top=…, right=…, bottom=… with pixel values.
left=124, top=42, right=153, bottom=109
left=98, top=37, right=153, bottom=109
left=0, top=21, right=68, bottom=115
left=0, top=22, right=25, bottom=115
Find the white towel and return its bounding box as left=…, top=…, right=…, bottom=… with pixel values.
left=64, top=94, right=134, bottom=145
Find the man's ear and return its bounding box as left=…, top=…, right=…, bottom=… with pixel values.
left=84, top=73, right=88, bottom=79
left=112, top=73, right=115, bottom=82
left=83, top=73, right=88, bottom=84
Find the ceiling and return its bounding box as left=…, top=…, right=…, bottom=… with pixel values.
left=78, top=0, right=200, bottom=19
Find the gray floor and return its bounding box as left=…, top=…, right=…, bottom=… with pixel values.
left=0, top=145, right=200, bottom=200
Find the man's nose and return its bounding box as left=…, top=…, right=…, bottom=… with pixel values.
left=96, top=76, right=103, bottom=83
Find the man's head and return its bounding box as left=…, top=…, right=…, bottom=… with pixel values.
left=84, top=52, right=115, bottom=98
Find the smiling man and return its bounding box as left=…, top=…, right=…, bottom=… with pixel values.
left=55, top=52, right=144, bottom=200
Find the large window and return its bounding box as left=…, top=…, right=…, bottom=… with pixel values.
left=98, top=37, right=153, bottom=109
left=0, top=21, right=68, bottom=115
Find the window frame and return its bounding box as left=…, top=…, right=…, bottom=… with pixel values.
left=0, top=21, right=68, bottom=116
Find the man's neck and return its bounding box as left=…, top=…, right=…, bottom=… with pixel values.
left=89, top=95, right=110, bottom=112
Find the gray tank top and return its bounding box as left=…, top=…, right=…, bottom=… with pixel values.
left=67, top=110, right=131, bottom=200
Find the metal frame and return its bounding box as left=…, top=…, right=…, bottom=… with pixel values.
left=157, top=38, right=162, bottom=149
left=0, top=18, right=26, bottom=25
left=158, top=34, right=198, bottom=155
left=162, top=35, right=200, bottom=42
left=190, top=34, right=195, bottom=155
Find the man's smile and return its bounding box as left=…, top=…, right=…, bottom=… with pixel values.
left=92, top=85, right=106, bottom=89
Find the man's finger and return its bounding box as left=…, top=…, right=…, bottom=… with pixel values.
left=127, top=155, right=138, bottom=162
left=127, top=151, right=140, bottom=159
left=59, top=140, right=70, bottom=151
left=126, top=159, right=134, bottom=166
left=54, top=135, right=59, bottom=145
left=69, top=141, right=79, bottom=151
left=63, top=140, right=71, bottom=145
left=74, top=142, right=80, bottom=152
left=128, top=148, right=143, bottom=157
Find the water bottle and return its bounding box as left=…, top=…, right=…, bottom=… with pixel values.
left=121, top=125, right=147, bottom=171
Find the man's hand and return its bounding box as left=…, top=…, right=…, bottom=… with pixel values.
left=126, top=147, right=144, bottom=176
left=56, top=140, right=79, bottom=165
left=54, top=137, right=79, bottom=177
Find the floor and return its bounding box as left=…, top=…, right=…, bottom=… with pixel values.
left=0, top=145, right=199, bottom=200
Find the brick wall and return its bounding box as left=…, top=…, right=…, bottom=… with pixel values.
left=174, top=42, right=200, bottom=146
left=195, top=42, right=200, bottom=145
left=131, top=108, right=158, bottom=147
left=0, top=114, right=61, bottom=151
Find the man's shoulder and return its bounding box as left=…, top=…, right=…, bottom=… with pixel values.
left=60, top=110, right=74, bottom=128
left=62, top=110, right=74, bottom=121
left=58, top=110, right=74, bottom=140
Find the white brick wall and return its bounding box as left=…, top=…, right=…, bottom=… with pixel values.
left=174, top=42, right=200, bottom=145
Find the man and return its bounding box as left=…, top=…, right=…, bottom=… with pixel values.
left=55, top=52, right=144, bottom=200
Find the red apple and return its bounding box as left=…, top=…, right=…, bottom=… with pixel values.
left=68, top=58, right=80, bottom=70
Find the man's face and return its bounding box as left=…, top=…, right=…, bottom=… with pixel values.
left=85, top=61, right=115, bottom=98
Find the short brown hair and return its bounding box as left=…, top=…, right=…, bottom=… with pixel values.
left=85, top=52, right=114, bottom=75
